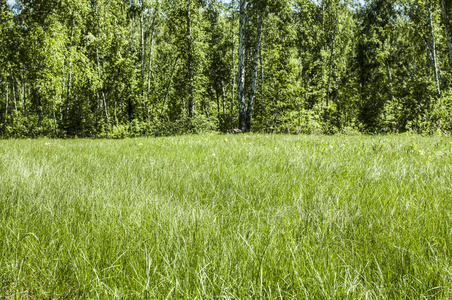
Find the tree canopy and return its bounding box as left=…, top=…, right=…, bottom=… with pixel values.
left=1, top=0, right=451, bottom=137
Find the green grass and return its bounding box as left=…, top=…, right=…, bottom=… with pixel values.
left=1, top=134, right=452, bottom=299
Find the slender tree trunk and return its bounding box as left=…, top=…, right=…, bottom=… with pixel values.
left=260, top=47, right=265, bottom=124
left=140, top=15, right=147, bottom=121
left=161, top=55, right=180, bottom=117
left=260, top=46, right=263, bottom=97
left=66, top=22, right=74, bottom=123
left=96, top=90, right=102, bottom=117
left=27, top=87, right=30, bottom=114
left=10, top=68, right=17, bottom=111
left=334, top=74, right=341, bottom=124
left=60, top=79, right=65, bottom=121
left=96, top=48, right=109, bottom=122
left=260, top=47, right=264, bottom=81
left=386, top=61, right=394, bottom=101
left=422, top=36, right=433, bottom=65
left=147, top=8, right=156, bottom=95
left=427, top=0, right=441, bottom=97
left=131, top=15, right=135, bottom=50
left=326, top=68, right=332, bottom=108
left=294, top=97, right=301, bottom=127
left=441, top=0, right=452, bottom=67
left=52, top=102, right=58, bottom=136
left=230, top=0, right=236, bottom=130
left=11, top=81, right=16, bottom=112
left=221, top=80, right=226, bottom=116
left=114, top=101, right=118, bottom=125
left=65, top=66, right=72, bottom=121
left=326, top=35, right=335, bottom=109
left=22, top=66, right=27, bottom=117
left=237, top=0, right=246, bottom=131
left=37, top=96, right=43, bottom=128
left=216, top=88, right=220, bottom=118
left=5, top=77, right=8, bottom=116
left=245, top=9, right=264, bottom=132
left=187, top=0, right=194, bottom=118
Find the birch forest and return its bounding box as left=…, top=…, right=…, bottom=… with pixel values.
left=1, top=0, right=451, bottom=137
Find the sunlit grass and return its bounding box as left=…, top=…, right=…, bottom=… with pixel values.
left=1, top=134, right=452, bottom=299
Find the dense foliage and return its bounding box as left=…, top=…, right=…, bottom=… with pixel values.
left=0, top=0, right=451, bottom=137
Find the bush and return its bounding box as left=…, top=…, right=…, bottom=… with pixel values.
left=269, top=107, right=327, bottom=135
left=96, top=115, right=216, bottom=139
left=98, top=119, right=153, bottom=139
left=405, top=93, right=452, bottom=135
left=217, top=114, right=233, bottom=133
left=1, top=111, right=33, bottom=138
left=154, top=114, right=215, bottom=137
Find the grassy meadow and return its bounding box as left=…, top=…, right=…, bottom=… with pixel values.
left=1, top=134, right=452, bottom=299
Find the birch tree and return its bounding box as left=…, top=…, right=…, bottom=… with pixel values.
left=440, top=0, right=452, bottom=67
left=237, top=0, right=247, bottom=131
left=426, top=0, right=441, bottom=97
left=245, top=7, right=264, bottom=131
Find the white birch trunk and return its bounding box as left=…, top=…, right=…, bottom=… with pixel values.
left=147, top=7, right=156, bottom=94
left=246, top=9, right=264, bottom=131
left=22, top=66, right=27, bottom=117
left=222, top=80, right=226, bottom=116
left=140, top=15, right=146, bottom=121
left=10, top=68, right=17, bottom=111
left=440, top=0, right=452, bottom=67
left=65, top=23, right=74, bottom=122
left=230, top=0, right=236, bottom=129
left=326, top=36, right=335, bottom=109
left=386, top=62, right=394, bottom=101
left=52, top=102, right=58, bottom=136
left=5, top=77, right=8, bottom=116
left=96, top=48, right=109, bottom=122
left=237, top=0, right=246, bottom=131
left=427, top=0, right=441, bottom=97
left=187, top=0, right=194, bottom=117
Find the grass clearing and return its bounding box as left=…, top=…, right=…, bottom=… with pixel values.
left=1, top=134, right=452, bottom=298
